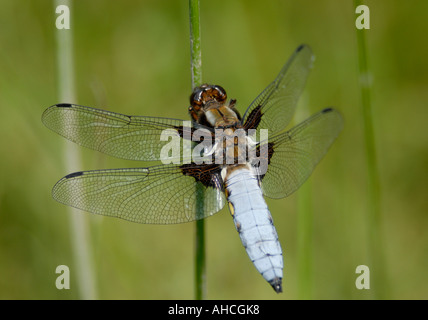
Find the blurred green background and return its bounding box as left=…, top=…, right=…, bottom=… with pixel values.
left=1, top=0, right=427, bottom=299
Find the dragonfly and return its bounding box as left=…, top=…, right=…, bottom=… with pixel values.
left=42, top=44, right=343, bottom=293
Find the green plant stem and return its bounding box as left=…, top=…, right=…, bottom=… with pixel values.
left=297, top=179, right=313, bottom=299
left=354, top=0, right=387, bottom=299
left=189, top=0, right=205, bottom=300
left=189, top=0, right=202, bottom=88
left=54, top=0, right=97, bottom=300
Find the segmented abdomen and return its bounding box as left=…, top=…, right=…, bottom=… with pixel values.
left=225, top=167, right=283, bottom=292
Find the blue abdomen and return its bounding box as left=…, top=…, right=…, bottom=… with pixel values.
left=225, top=167, right=283, bottom=293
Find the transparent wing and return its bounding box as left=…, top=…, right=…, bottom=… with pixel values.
left=52, top=164, right=226, bottom=224
left=242, top=44, right=314, bottom=136
left=42, top=104, right=194, bottom=161
left=256, top=108, right=343, bottom=199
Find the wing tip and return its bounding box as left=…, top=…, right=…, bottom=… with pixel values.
left=297, top=44, right=305, bottom=52
left=65, top=171, right=84, bottom=179
left=56, top=103, right=73, bottom=108
left=296, top=43, right=312, bottom=54
left=322, top=107, right=344, bottom=125
left=41, top=103, right=73, bottom=124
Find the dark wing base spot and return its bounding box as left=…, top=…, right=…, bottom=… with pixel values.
left=180, top=163, right=223, bottom=190
left=252, top=142, right=275, bottom=180
left=243, top=105, right=263, bottom=131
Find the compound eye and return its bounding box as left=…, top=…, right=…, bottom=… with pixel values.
left=212, top=85, right=227, bottom=103
left=190, top=84, right=227, bottom=107
left=213, top=85, right=226, bottom=96
left=190, top=89, right=203, bottom=106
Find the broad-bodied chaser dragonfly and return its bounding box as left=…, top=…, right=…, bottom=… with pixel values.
left=42, top=44, right=343, bottom=293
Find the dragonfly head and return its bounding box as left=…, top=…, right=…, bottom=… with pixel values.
left=190, top=84, right=227, bottom=108
left=189, top=84, right=227, bottom=122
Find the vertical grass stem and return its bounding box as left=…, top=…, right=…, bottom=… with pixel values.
left=354, top=0, right=387, bottom=299
left=189, top=0, right=206, bottom=300
left=297, top=179, right=313, bottom=299
left=54, top=0, right=97, bottom=300
left=296, top=101, right=313, bottom=299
